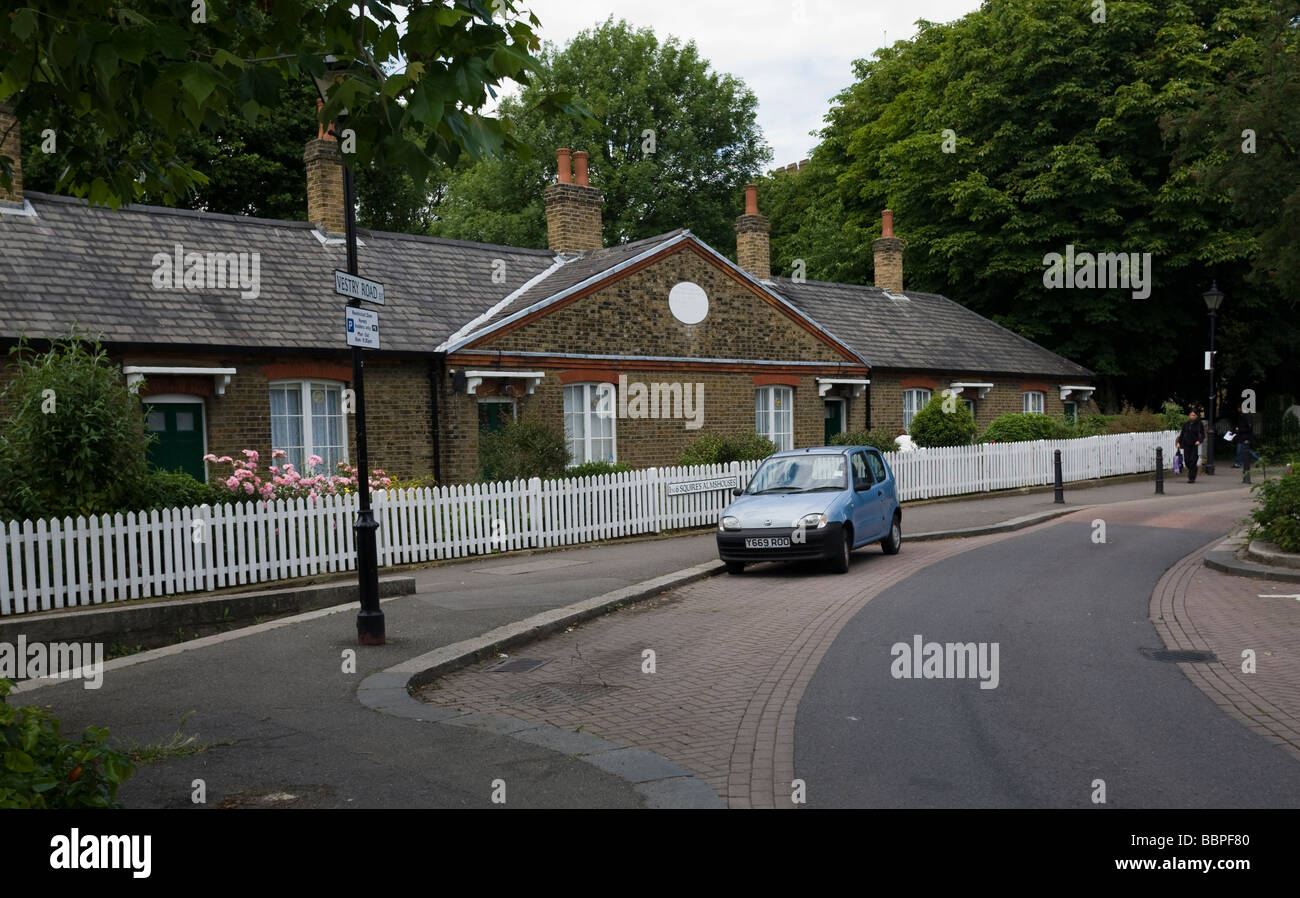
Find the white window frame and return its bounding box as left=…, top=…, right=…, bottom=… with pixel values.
left=563, top=383, right=617, bottom=465
left=903, top=388, right=931, bottom=432
left=269, top=379, right=348, bottom=473
left=756, top=385, right=794, bottom=451
left=1023, top=391, right=1046, bottom=414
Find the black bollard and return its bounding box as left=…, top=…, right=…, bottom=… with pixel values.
left=1053, top=449, right=1064, bottom=504
left=1155, top=447, right=1164, bottom=494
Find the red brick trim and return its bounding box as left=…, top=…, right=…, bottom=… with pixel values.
left=558, top=368, right=618, bottom=385
left=138, top=375, right=213, bottom=398
left=1019, top=381, right=1050, bottom=394
left=752, top=374, right=801, bottom=387
left=261, top=361, right=352, bottom=383
left=444, top=353, right=867, bottom=378
left=900, top=376, right=938, bottom=390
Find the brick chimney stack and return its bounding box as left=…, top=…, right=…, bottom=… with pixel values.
left=734, top=183, right=770, bottom=280
left=0, top=104, right=22, bottom=204
left=544, top=147, right=603, bottom=253
left=303, top=99, right=345, bottom=233
left=873, top=209, right=904, bottom=293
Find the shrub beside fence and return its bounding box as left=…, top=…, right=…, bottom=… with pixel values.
left=0, top=432, right=1175, bottom=615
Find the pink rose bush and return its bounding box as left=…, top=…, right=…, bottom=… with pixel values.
left=204, top=449, right=394, bottom=504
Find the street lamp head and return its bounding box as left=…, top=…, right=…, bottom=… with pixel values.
left=1202, top=281, right=1225, bottom=312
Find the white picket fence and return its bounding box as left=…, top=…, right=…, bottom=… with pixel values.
left=0, top=431, right=1176, bottom=615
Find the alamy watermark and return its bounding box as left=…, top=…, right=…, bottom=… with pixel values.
left=1042, top=244, right=1151, bottom=299
left=151, top=243, right=261, bottom=299
left=596, top=375, right=704, bottom=430
left=890, top=634, right=1000, bottom=689
left=0, top=637, right=104, bottom=689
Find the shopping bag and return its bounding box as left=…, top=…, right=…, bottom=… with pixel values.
left=1173, top=451, right=1182, bottom=474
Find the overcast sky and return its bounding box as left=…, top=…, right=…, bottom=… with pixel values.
left=517, top=0, right=983, bottom=168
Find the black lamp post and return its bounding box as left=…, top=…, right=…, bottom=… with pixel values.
left=314, top=58, right=384, bottom=645
left=1203, top=281, right=1225, bottom=476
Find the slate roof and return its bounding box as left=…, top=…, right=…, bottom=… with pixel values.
left=0, top=192, right=554, bottom=353
left=0, top=191, right=1093, bottom=378
left=770, top=277, right=1093, bottom=378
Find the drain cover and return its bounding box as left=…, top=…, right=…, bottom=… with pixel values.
left=485, top=658, right=551, bottom=673
left=504, top=682, right=613, bottom=707
left=1141, top=648, right=1218, bottom=663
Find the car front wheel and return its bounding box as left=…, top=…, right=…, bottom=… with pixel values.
left=725, top=560, right=745, bottom=575
left=881, top=514, right=902, bottom=555
left=829, top=527, right=851, bottom=574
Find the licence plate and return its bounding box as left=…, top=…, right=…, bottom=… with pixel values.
left=745, top=537, right=791, bottom=548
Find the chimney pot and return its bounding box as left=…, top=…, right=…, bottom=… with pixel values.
left=544, top=147, right=603, bottom=252
left=872, top=210, right=904, bottom=293
left=735, top=184, right=771, bottom=279
left=304, top=101, right=345, bottom=233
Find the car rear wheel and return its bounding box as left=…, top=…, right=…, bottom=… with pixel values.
left=829, top=527, right=851, bottom=574
left=725, top=560, right=745, bottom=575
left=881, top=514, right=902, bottom=555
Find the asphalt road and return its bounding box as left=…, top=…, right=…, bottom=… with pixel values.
left=795, top=491, right=1300, bottom=808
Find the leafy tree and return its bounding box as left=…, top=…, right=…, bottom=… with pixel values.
left=1, top=1, right=584, bottom=207
left=766, top=0, right=1296, bottom=411
left=0, top=337, right=153, bottom=520
left=431, top=17, right=772, bottom=250
left=909, top=392, right=977, bottom=447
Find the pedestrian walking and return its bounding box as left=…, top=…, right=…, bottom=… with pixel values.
left=1176, top=409, right=1205, bottom=483
left=1234, top=405, right=1257, bottom=483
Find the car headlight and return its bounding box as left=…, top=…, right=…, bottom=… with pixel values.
left=797, top=513, right=828, bottom=529
left=719, top=515, right=741, bottom=531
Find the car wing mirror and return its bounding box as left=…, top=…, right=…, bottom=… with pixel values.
left=732, top=487, right=742, bottom=497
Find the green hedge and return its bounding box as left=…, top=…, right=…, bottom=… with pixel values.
left=0, top=679, right=134, bottom=808
left=557, top=461, right=633, bottom=479
left=479, top=420, right=570, bottom=481
left=1250, top=470, right=1300, bottom=552
left=909, top=393, right=977, bottom=447
left=677, top=431, right=776, bottom=466
left=980, top=413, right=1069, bottom=442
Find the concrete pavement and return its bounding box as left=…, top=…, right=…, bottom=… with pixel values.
left=15, top=472, right=1257, bottom=808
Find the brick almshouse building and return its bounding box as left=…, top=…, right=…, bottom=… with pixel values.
left=0, top=107, right=1096, bottom=485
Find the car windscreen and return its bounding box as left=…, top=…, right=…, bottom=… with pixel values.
left=745, top=455, right=848, bottom=494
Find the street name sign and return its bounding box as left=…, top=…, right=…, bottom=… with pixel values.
left=334, top=270, right=385, bottom=305
left=666, top=474, right=740, bottom=496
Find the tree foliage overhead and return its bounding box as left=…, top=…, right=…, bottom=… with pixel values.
left=0, top=0, right=585, bottom=208
left=762, top=0, right=1299, bottom=410
left=431, top=17, right=772, bottom=250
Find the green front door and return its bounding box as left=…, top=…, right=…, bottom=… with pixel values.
left=145, top=402, right=206, bottom=480
left=824, top=400, right=844, bottom=444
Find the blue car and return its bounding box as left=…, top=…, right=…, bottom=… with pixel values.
left=716, top=446, right=902, bottom=574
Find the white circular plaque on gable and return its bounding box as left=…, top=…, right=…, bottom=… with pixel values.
left=668, top=281, right=709, bottom=324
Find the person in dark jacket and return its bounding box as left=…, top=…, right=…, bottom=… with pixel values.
left=1235, top=405, right=1257, bottom=482
left=1176, top=409, right=1205, bottom=483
